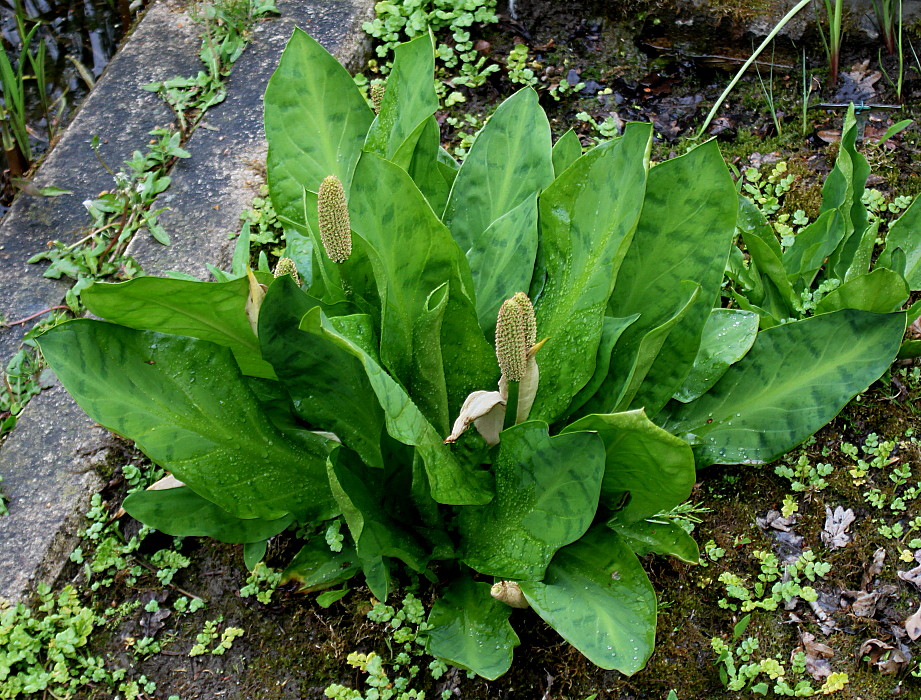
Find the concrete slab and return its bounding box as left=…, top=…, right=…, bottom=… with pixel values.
left=0, top=0, right=374, bottom=602
left=132, top=0, right=374, bottom=277
left=0, top=384, right=110, bottom=601
left=0, top=0, right=202, bottom=363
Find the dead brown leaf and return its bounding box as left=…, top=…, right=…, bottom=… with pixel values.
left=897, top=563, right=921, bottom=590
left=861, top=547, right=887, bottom=589
left=906, top=604, right=921, bottom=641
left=858, top=638, right=909, bottom=675
left=794, top=631, right=835, bottom=680
left=844, top=585, right=897, bottom=617
left=821, top=506, right=855, bottom=550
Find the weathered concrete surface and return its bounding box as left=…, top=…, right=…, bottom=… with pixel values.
left=0, top=384, right=110, bottom=601
left=0, top=0, right=374, bottom=602
left=133, top=0, right=374, bottom=277
left=0, top=0, right=202, bottom=364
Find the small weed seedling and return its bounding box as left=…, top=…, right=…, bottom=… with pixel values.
left=712, top=615, right=849, bottom=695
left=324, top=594, right=452, bottom=700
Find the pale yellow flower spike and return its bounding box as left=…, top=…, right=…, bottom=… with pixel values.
left=317, top=174, right=352, bottom=263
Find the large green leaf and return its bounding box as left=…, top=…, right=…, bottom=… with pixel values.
left=299, top=307, right=493, bottom=505
left=520, top=526, right=656, bottom=675
left=660, top=309, right=906, bottom=466
left=459, top=421, right=605, bottom=580
left=781, top=210, right=842, bottom=290
left=349, top=152, right=497, bottom=414
left=38, top=320, right=336, bottom=521
left=563, top=410, right=695, bottom=523
left=880, top=196, right=921, bottom=290
left=609, top=518, right=700, bottom=565
left=563, top=314, right=640, bottom=420
left=583, top=282, right=699, bottom=416
left=737, top=196, right=796, bottom=320
left=443, top=88, right=554, bottom=256
left=606, top=139, right=737, bottom=417
left=672, top=308, right=760, bottom=403
left=363, top=33, right=437, bottom=163
left=551, top=128, right=581, bottom=177
left=815, top=268, right=909, bottom=314
left=258, top=276, right=386, bottom=469
left=398, top=116, right=453, bottom=215
left=281, top=537, right=361, bottom=593
left=531, top=125, right=652, bottom=423
left=280, top=538, right=361, bottom=592
left=465, top=195, right=539, bottom=337
left=327, top=449, right=429, bottom=575
left=265, top=28, right=374, bottom=231
left=122, top=487, right=293, bottom=543
left=83, top=277, right=274, bottom=379
left=426, top=576, right=519, bottom=681
left=822, top=105, right=871, bottom=280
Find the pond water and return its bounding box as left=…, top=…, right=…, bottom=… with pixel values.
left=0, top=0, right=140, bottom=202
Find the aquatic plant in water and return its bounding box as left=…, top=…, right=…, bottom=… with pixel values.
left=39, top=31, right=911, bottom=679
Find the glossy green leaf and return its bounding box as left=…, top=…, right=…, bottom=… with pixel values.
left=661, top=309, right=906, bottom=466
left=822, top=105, right=871, bottom=280
left=465, top=195, right=539, bottom=337
left=815, top=268, right=909, bottom=314
left=426, top=577, right=519, bottom=680
left=584, top=282, right=699, bottom=416
left=397, top=116, right=453, bottom=215
left=443, top=88, right=553, bottom=257
left=411, top=284, right=450, bottom=433
left=83, top=277, right=274, bottom=379
left=280, top=538, right=361, bottom=592
left=563, top=410, right=695, bottom=523
left=520, top=526, right=656, bottom=675
left=349, top=152, right=496, bottom=414
left=300, top=307, right=493, bottom=505
left=781, top=209, right=842, bottom=289
left=899, top=340, right=921, bottom=359
left=258, top=276, right=386, bottom=469
left=607, top=139, right=737, bottom=417
left=460, top=421, right=605, bottom=579
left=327, top=448, right=429, bottom=574
left=364, top=34, right=437, bottom=162
left=737, top=196, right=795, bottom=320
left=551, top=128, right=581, bottom=176
left=609, top=519, right=700, bottom=565
left=531, top=125, right=652, bottom=423
left=563, top=314, right=640, bottom=420
left=38, top=320, right=336, bottom=521
left=265, top=28, right=374, bottom=231
left=122, top=487, right=293, bottom=543
left=880, top=196, right=921, bottom=290
left=673, top=308, right=759, bottom=403
left=243, top=541, right=268, bottom=570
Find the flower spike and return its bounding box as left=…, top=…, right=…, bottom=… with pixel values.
left=370, top=82, right=386, bottom=115
left=317, top=174, right=352, bottom=263
left=495, top=292, right=537, bottom=382
left=273, top=257, right=300, bottom=286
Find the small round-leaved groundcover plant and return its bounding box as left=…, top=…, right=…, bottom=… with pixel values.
left=39, top=31, right=915, bottom=679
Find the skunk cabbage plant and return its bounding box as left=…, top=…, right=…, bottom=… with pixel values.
left=727, top=104, right=921, bottom=332
left=38, top=31, right=910, bottom=679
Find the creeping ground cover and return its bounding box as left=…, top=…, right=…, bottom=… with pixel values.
left=36, top=31, right=919, bottom=680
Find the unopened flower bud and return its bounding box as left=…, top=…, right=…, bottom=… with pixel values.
left=490, top=581, right=529, bottom=609
left=317, top=174, right=351, bottom=263
left=273, top=257, right=300, bottom=286
left=495, top=292, right=537, bottom=382
left=370, top=82, right=386, bottom=115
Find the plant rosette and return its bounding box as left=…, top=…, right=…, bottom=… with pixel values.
left=39, top=32, right=911, bottom=680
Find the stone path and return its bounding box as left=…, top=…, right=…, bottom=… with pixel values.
left=0, top=0, right=374, bottom=602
